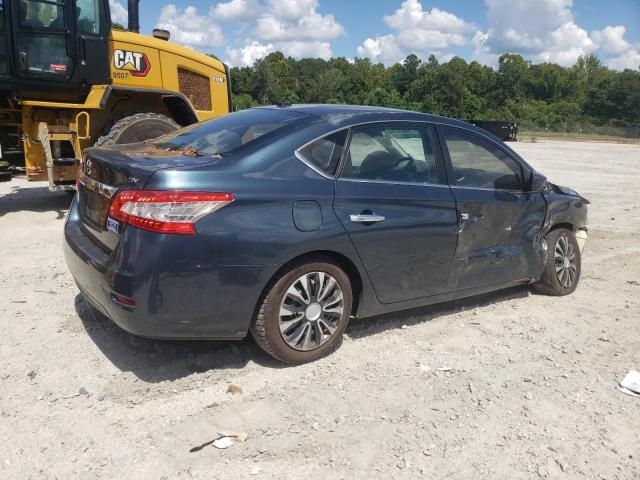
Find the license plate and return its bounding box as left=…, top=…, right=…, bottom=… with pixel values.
left=106, top=217, right=120, bottom=234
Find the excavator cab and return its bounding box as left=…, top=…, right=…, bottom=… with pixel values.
left=2, top=0, right=110, bottom=102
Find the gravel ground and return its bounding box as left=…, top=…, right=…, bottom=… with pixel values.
left=0, top=140, right=639, bottom=479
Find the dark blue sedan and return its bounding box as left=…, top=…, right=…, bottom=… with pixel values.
left=64, top=105, right=589, bottom=363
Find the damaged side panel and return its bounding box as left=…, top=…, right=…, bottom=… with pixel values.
left=542, top=183, right=590, bottom=247
left=447, top=187, right=547, bottom=291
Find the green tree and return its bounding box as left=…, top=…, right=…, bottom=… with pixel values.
left=224, top=50, right=639, bottom=128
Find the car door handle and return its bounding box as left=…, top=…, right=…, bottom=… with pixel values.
left=458, top=212, right=483, bottom=233
left=460, top=212, right=483, bottom=223
left=350, top=214, right=386, bottom=223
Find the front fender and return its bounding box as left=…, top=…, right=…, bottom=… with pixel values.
left=542, top=182, right=589, bottom=243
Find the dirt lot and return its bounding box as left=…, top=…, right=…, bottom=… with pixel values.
left=1, top=140, right=639, bottom=479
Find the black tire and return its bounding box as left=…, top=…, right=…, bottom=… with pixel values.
left=96, top=113, right=180, bottom=146
left=250, top=258, right=353, bottom=364
left=532, top=228, right=581, bottom=296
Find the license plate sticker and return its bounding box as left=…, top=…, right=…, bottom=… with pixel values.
left=106, top=217, right=120, bottom=234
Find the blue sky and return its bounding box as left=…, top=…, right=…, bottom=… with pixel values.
left=109, top=0, right=640, bottom=69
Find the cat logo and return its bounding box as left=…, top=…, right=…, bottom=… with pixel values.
left=113, top=49, right=151, bottom=77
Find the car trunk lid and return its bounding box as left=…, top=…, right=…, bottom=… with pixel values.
left=78, top=144, right=217, bottom=251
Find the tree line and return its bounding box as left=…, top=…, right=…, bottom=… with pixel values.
left=228, top=52, right=640, bottom=129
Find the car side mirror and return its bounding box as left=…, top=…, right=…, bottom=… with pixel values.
left=528, top=171, right=547, bottom=192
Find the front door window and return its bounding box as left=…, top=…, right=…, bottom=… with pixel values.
left=444, top=130, right=525, bottom=191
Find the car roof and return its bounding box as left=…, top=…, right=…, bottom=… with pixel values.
left=255, top=104, right=475, bottom=131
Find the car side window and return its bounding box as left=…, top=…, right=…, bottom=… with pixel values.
left=342, top=126, right=438, bottom=184
left=444, top=129, right=525, bottom=191
left=298, top=129, right=348, bottom=177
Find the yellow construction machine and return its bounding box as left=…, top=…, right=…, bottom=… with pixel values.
left=0, top=0, right=231, bottom=190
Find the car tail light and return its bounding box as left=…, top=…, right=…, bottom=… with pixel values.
left=108, top=190, right=234, bottom=235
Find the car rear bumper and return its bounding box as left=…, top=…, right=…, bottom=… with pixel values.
left=63, top=198, right=270, bottom=339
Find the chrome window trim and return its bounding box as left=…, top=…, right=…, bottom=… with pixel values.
left=440, top=124, right=534, bottom=185
left=294, top=120, right=438, bottom=180
left=337, top=177, right=451, bottom=188
left=294, top=150, right=335, bottom=180
left=293, top=118, right=528, bottom=186
left=79, top=174, right=118, bottom=199
left=449, top=185, right=533, bottom=194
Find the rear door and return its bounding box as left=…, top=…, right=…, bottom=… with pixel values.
left=333, top=123, right=458, bottom=304
left=439, top=126, right=546, bottom=290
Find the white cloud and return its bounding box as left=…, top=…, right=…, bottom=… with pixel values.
left=156, top=5, right=224, bottom=48
left=210, top=0, right=261, bottom=22
left=592, top=26, right=640, bottom=70
left=356, top=0, right=475, bottom=65
left=384, top=1, right=472, bottom=34
left=278, top=41, right=332, bottom=59
left=592, top=26, right=630, bottom=56
left=223, top=0, right=341, bottom=65
left=477, top=0, right=639, bottom=69
left=357, top=35, right=404, bottom=65
left=225, top=39, right=333, bottom=66
left=484, top=0, right=573, bottom=51
left=226, top=41, right=275, bottom=67
left=472, top=29, right=500, bottom=66
left=265, top=0, right=317, bottom=21
left=109, top=0, right=127, bottom=25
left=606, top=50, right=640, bottom=71
left=254, top=1, right=343, bottom=42
left=537, top=21, right=595, bottom=65
left=478, top=0, right=595, bottom=66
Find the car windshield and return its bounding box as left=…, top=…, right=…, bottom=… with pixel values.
left=151, top=108, right=304, bottom=156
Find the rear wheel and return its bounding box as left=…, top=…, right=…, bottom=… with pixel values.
left=250, top=259, right=353, bottom=364
left=533, top=228, right=581, bottom=296
left=96, top=113, right=180, bottom=146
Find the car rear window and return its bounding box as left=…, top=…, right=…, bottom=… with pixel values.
left=151, top=108, right=304, bottom=156
left=298, top=130, right=348, bottom=176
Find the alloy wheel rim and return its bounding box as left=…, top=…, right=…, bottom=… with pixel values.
left=278, top=271, right=344, bottom=351
left=554, top=234, right=577, bottom=288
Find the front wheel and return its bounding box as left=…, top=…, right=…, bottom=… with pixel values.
left=533, top=228, right=581, bottom=296
left=250, top=259, right=353, bottom=364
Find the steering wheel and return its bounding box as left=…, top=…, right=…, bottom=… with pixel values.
left=394, top=156, right=415, bottom=170
left=387, top=156, right=417, bottom=181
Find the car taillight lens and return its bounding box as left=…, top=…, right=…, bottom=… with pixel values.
left=108, top=190, right=234, bottom=235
